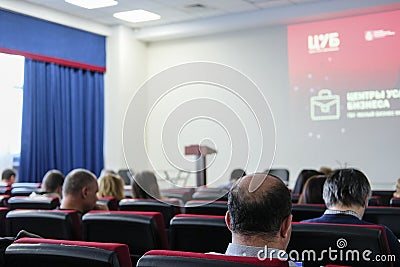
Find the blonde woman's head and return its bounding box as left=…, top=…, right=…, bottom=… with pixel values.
left=98, top=174, right=125, bottom=201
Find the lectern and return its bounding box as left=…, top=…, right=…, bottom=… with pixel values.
left=185, top=145, right=217, bottom=186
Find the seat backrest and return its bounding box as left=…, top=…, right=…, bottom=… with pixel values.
left=368, top=196, right=382, bottom=206
left=184, top=200, right=228, bottom=215
left=11, top=187, right=43, bottom=197
left=82, top=211, right=168, bottom=259
left=287, top=222, right=391, bottom=267
left=97, top=197, right=119, bottom=210
left=0, top=186, right=11, bottom=195
left=137, top=250, right=289, bottom=267
left=191, top=190, right=228, bottom=201
left=169, top=214, right=231, bottom=253
left=6, top=237, right=132, bottom=267
left=160, top=189, right=193, bottom=203
left=389, top=197, right=400, bottom=207
left=7, top=196, right=60, bottom=210
left=291, top=204, right=325, bottom=222
left=0, top=195, right=11, bottom=207
left=265, top=168, right=290, bottom=185
left=6, top=209, right=81, bottom=240
left=371, top=191, right=395, bottom=206
left=363, top=206, right=400, bottom=238
left=0, top=207, right=9, bottom=237
left=11, top=183, right=41, bottom=189
left=292, top=169, right=323, bottom=195
left=118, top=199, right=180, bottom=228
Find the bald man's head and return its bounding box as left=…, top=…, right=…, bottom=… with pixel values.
left=228, top=173, right=292, bottom=239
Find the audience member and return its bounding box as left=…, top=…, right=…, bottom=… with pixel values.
left=393, top=178, right=400, bottom=198
left=1, top=168, right=16, bottom=185
left=225, top=173, right=297, bottom=266
left=292, top=169, right=323, bottom=195
left=98, top=173, right=125, bottom=201
left=220, top=168, right=246, bottom=190
left=297, top=175, right=326, bottom=204
left=41, top=169, right=65, bottom=199
left=99, top=168, right=117, bottom=177
left=303, top=168, right=400, bottom=263
left=60, top=168, right=108, bottom=215
left=131, top=171, right=161, bottom=199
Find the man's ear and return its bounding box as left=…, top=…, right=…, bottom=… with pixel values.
left=225, top=210, right=232, bottom=231
left=81, top=186, right=88, bottom=199
left=280, top=214, right=292, bottom=238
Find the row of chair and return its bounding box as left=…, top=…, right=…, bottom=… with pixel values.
left=3, top=220, right=393, bottom=266
left=0, top=195, right=228, bottom=225
left=3, top=182, right=399, bottom=207
left=2, top=195, right=400, bottom=238
left=2, top=210, right=227, bottom=264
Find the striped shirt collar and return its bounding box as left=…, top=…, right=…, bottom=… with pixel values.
left=324, top=209, right=362, bottom=220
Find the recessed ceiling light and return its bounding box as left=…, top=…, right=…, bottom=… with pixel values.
left=113, top=9, right=161, bottom=23
left=65, top=0, right=118, bottom=9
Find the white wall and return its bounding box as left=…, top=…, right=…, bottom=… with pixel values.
left=104, top=25, right=149, bottom=173
left=142, top=26, right=305, bottom=187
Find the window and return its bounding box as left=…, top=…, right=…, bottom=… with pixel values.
left=0, top=53, right=24, bottom=171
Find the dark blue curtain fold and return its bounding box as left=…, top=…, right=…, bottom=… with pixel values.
left=19, top=59, right=104, bottom=182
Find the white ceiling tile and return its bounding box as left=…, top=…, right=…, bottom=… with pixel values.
left=12, top=0, right=380, bottom=33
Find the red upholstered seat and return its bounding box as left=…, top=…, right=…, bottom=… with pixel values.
left=291, top=204, right=326, bottom=221
left=9, top=237, right=132, bottom=267
left=7, top=196, right=60, bottom=210
left=0, top=194, right=11, bottom=207
left=82, top=210, right=168, bottom=263
left=137, top=249, right=289, bottom=267
left=119, top=198, right=181, bottom=228
left=170, top=213, right=230, bottom=253
left=160, top=189, right=193, bottom=203
left=97, top=196, right=119, bottom=210
left=184, top=200, right=227, bottom=215
left=389, top=197, right=400, bottom=207
left=368, top=195, right=382, bottom=206
left=0, top=207, right=9, bottom=236
left=364, top=206, right=400, bottom=238
left=6, top=209, right=81, bottom=240
left=288, top=222, right=391, bottom=267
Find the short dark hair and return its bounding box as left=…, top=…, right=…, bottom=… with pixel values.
left=323, top=168, right=371, bottom=208
left=42, top=170, right=65, bottom=193
left=63, top=169, right=97, bottom=196
left=2, top=169, right=16, bottom=181
left=230, top=169, right=246, bottom=181
left=228, top=174, right=292, bottom=238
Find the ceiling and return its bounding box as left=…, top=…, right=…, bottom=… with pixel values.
left=19, top=0, right=324, bottom=29
left=5, top=0, right=400, bottom=41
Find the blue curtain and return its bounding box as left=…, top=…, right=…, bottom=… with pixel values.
left=19, top=59, right=104, bottom=182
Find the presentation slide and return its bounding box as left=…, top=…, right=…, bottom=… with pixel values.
left=288, top=9, right=400, bottom=123
left=286, top=9, right=400, bottom=183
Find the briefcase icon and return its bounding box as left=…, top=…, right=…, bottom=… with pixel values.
left=310, top=89, right=340, bottom=121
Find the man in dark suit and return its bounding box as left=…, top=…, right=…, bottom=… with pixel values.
left=303, top=168, right=400, bottom=265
